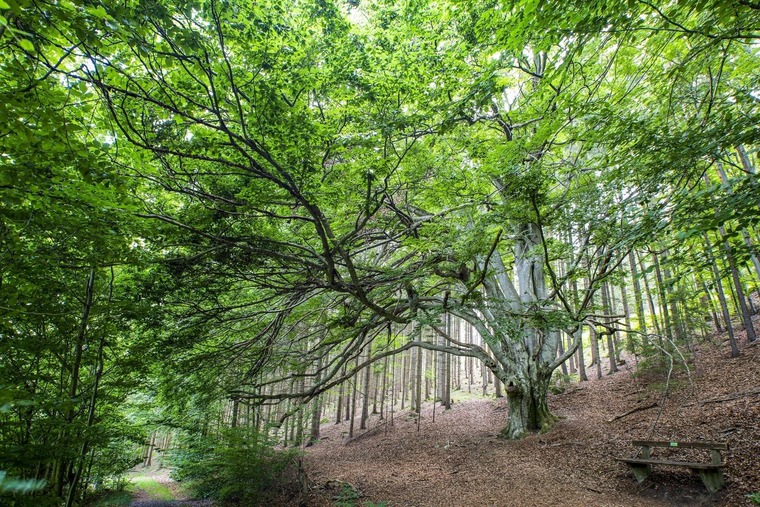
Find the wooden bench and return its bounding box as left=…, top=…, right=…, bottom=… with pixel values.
left=616, top=440, right=728, bottom=493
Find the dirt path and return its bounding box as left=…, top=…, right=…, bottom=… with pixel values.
left=301, top=338, right=760, bottom=507
left=128, top=468, right=212, bottom=507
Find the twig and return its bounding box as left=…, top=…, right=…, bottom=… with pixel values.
left=343, top=422, right=387, bottom=445
left=684, top=388, right=760, bottom=406
left=607, top=402, right=659, bottom=422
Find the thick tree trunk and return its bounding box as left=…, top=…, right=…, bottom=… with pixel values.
left=499, top=361, right=556, bottom=439
left=493, top=224, right=560, bottom=438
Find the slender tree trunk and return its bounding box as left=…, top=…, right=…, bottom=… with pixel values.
left=335, top=369, right=344, bottom=425
left=231, top=399, right=239, bottom=429
left=494, top=354, right=503, bottom=398
left=466, top=323, right=474, bottom=392
left=662, top=252, right=685, bottom=343
left=481, top=357, right=488, bottom=397
left=565, top=333, right=576, bottom=373
left=703, top=233, right=740, bottom=357
left=144, top=432, right=156, bottom=467
left=699, top=276, right=723, bottom=333
left=65, top=325, right=105, bottom=507
left=628, top=251, right=648, bottom=343
left=445, top=344, right=452, bottom=406
left=349, top=356, right=359, bottom=438
left=414, top=339, right=423, bottom=414
left=652, top=251, right=673, bottom=344
left=601, top=283, right=618, bottom=373
left=400, top=350, right=407, bottom=410
left=379, top=354, right=388, bottom=420
left=717, top=160, right=760, bottom=282
left=571, top=276, right=587, bottom=381
left=558, top=333, right=569, bottom=376
left=639, top=253, right=663, bottom=341
left=436, top=325, right=445, bottom=404
left=360, top=351, right=371, bottom=430
left=344, top=376, right=351, bottom=422
left=295, top=383, right=304, bottom=447
left=308, top=355, right=323, bottom=446
left=56, top=268, right=96, bottom=498
left=719, top=228, right=757, bottom=342
left=704, top=172, right=756, bottom=342
left=371, top=364, right=379, bottom=415
left=618, top=281, right=635, bottom=355
left=592, top=327, right=602, bottom=379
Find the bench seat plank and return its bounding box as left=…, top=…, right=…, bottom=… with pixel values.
left=631, top=440, right=728, bottom=450
left=615, top=458, right=721, bottom=470
left=618, top=440, right=727, bottom=493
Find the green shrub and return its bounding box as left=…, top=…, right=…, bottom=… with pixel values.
left=549, top=371, right=577, bottom=394
left=0, top=470, right=54, bottom=507
left=168, top=427, right=301, bottom=505
left=86, top=490, right=132, bottom=507
left=748, top=492, right=760, bottom=506
left=332, top=483, right=388, bottom=507
left=333, top=483, right=362, bottom=507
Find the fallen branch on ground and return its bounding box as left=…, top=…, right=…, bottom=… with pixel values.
left=684, top=388, right=760, bottom=407
left=607, top=402, right=659, bottom=423
left=343, top=422, right=387, bottom=445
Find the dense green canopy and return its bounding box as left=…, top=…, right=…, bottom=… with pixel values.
left=1, top=0, right=759, bottom=504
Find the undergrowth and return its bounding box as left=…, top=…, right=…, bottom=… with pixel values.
left=127, top=475, right=173, bottom=500
left=333, top=483, right=388, bottom=507
left=169, top=427, right=302, bottom=506
left=86, top=490, right=132, bottom=507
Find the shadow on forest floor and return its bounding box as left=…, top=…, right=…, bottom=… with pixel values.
left=299, top=335, right=760, bottom=507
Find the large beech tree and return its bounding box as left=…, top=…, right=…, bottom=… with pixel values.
left=6, top=0, right=760, bottom=453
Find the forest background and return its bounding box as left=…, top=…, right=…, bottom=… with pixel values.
left=1, top=0, right=759, bottom=505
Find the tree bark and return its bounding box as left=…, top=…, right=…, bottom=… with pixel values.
left=360, top=350, right=371, bottom=430
left=601, top=283, right=618, bottom=374
left=500, top=354, right=556, bottom=439
left=703, top=233, right=740, bottom=357
left=652, top=251, right=673, bottom=343
left=639, top=253, right=663, bottom=341
left=628, top=251, right=648, bottom=341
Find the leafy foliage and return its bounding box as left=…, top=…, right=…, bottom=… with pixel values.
left=0, top=0, right=759, bottom=501
left=169, top=428, right=301, bottom=505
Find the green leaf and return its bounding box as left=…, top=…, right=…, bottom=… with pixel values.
left=0, top=1, right=9, bottom=9
left=85, top=5, right=108, bottom=19
left=18, top=38, right=34, bottom=52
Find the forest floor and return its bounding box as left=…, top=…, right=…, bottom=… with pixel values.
left=125, top=468, right=211, bottom=507
left=297, top=331, right=760, bottom=507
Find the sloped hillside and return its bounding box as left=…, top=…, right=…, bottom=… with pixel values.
left=299, top=336, right=760, bottom=507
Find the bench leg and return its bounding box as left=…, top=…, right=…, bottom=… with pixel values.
left=697, top=469, right=724, bottom=493
left=626, top=463, right=651, bottom=483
